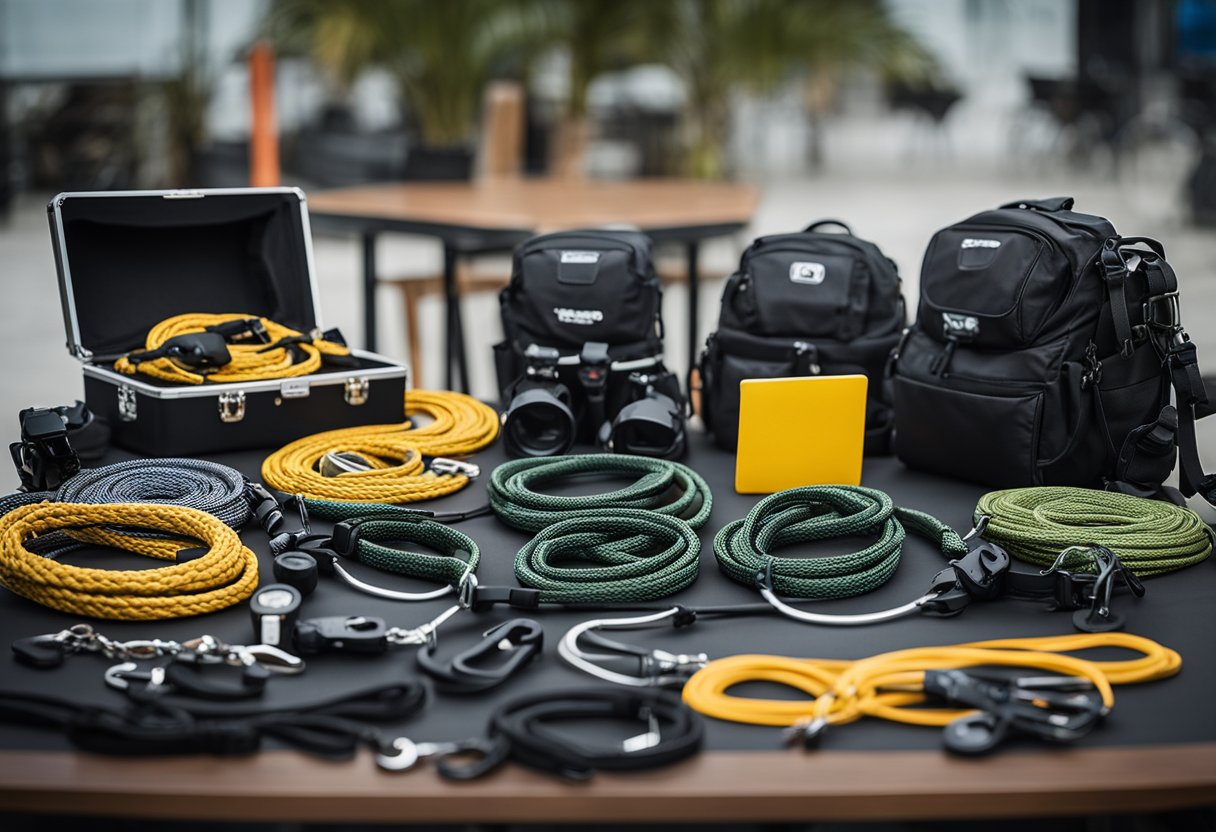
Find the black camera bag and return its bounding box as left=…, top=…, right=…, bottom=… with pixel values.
left=698, top=220, right=905, bottom=452
left=494, top=229, right=683, bottom=443
left=891, top=196, right=1215, bottom=504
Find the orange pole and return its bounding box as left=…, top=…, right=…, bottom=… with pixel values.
left=249, top=40, right=280, bottom=187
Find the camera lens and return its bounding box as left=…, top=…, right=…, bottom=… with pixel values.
left=502, top=387, right=576, bottom=457
left=604, top=393, right=686, bottom=459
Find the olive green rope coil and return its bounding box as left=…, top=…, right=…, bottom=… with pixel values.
left=488, top=455, right=713, bottom=532
left=514, top=510, right=700, bottom=604
left=714, top=485, right=967, bottom=599
left=976, top=487, right=1212, bottom=577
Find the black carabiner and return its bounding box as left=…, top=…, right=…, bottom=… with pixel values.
left=416, top=619, right=543, bottom=694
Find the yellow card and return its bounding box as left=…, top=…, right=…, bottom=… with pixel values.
left=734, top=375, right=868, bottom=493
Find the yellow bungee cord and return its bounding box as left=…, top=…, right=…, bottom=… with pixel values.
left=261, top=389, right=500, bottom=506
left=682, top=633, right=1180, bottom=738
left=115, top=312, right=351, bottom=384
left=0, top=501, right=258, bottom=620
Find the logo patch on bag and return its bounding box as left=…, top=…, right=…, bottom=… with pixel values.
left=560, top=251, right=601, bottom=264
left=942, top=312, right=980, bottom=337
left=789, top=262, right=826, bottom=285
left=961, top=238, right=1001, bottom=249
left=553, top=307, right=604, bottom=325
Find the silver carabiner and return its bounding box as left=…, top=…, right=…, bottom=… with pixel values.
left=430, top=458, right=480, bottom=478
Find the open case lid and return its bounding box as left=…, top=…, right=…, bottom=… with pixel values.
left=48, top=187, right=323, bottom=361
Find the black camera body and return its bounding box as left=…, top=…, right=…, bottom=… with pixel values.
left=495, top=229, right=686, bottom=459
left=500, top=342, right=686, bottom=459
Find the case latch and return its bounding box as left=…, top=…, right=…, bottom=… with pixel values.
left=218, top=390, right=246, bottom=423
left=117, top=385, right=137, bottom=422
left=344, top=377, right=370, bottom=406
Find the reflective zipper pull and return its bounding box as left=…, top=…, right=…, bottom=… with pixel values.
left=794, top=342, right=821, bottom=375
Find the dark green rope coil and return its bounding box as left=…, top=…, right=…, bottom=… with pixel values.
left=714, top=485, right=966, bottom=599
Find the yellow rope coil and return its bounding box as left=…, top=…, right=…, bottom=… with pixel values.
left=682, top=633, right=1181, bottom=730
left=261, top=390, right=500, bottom=504
left=0, top=502, right=259, bottom=620
left=114, top=313, right=350, bottom=384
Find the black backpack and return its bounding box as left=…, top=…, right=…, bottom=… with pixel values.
left=494, top=229, right=684, bottom=445
left=891, top=196, right=1213, bottom=504
left=698, top=220, right=906, bottom=452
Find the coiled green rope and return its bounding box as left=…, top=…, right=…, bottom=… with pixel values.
left=348, top=518, right=478, bottom=586
left=976, top=487, right=1212, bottom=577
left=489, top=455, right=712, bottom=532
left=514, top=509, right=700, bottom=604
left=301, top=500, right=478, bottom=587
left=714, top=485, right=967, bottom=599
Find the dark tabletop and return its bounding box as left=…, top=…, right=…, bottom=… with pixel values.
left=2, top=428, right=1214, bottom=757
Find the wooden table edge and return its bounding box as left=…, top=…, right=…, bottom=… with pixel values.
left=1, top=744, right=1212, bottom=822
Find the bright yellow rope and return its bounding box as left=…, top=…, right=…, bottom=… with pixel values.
left=114, top=313, right=350, bottom=384
left=0, top=502, right=258, bottom=620
left=261, top=390, right=500, bottom=504
left=682, top=633, right=1181, bottom=731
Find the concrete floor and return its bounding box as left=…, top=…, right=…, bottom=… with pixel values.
left=4, top=166, right=1216, bottom=495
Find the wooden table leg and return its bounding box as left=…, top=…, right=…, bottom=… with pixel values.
left=362, top=232, right=378, bottom=353
left=443, top=244, right=470, bottom=393
left=686, top=240, right=701, bottom=380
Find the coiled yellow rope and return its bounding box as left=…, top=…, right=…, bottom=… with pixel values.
left=261, top=390, right=499, bottom=504
left=0, top=502, right=258, bottom=620
left=682, top=633, right=1180, bottom=731
left=115, top=313, right=350, bottom=384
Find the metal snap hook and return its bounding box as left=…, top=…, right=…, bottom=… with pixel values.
left=374, top=737, right=421, bottom=771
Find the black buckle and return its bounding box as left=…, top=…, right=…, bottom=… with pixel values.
left=293, top=616, right=389, bottom=655
left=244, top=482, right=284, bottom=534
left=920, top=543, right=1010, bottom=616
left=925, top=669, right=1105, bottom=755
left=461, top=582, right=542, bottom=613
left=1143, top=292, right=1181, bottom=332
left=127, top=332, right=232, bottom=369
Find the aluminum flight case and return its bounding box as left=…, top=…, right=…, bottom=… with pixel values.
left=48, top=187, right=408, bottom=455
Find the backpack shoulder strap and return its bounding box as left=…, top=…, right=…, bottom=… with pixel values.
left=1107, top=245, right=1216, bottom=505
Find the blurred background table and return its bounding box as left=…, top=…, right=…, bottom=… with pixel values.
left=308, top=178, right=759, bottom=392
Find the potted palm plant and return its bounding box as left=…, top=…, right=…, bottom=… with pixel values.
left=265, top=0, right=546, bottom=179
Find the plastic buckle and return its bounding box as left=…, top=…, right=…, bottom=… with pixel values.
left=920, top=543, right=1010, bottom=616
left=294, top=615, right=389, bottom=655
left=1143, top=292, right=1181, bottom=332
left=328, top=520, right=368, bottom=558
left=244, top=482, right=284, bottom=533
left=1048, top=571, right=1096, bottom=611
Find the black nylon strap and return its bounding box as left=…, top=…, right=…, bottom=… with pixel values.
left=0, top=680, right=425, bottom=759
left=1100, top=239, right=1136, bottom=357
left=440, top=688, right=702, bottom=781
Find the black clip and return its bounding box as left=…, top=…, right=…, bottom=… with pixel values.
left=920, top=543, right=1010, bottom=617
left=293, top=616, right=389, bottom=655
left=462, top=583, right=543, bottom=613
left=244, top=482, right=285, bottom=534
left=127, top=332, right=232, bottom=369
left=925, top=668, right=1105, bottom=755
left=417, top=619, right=543, bottom=694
